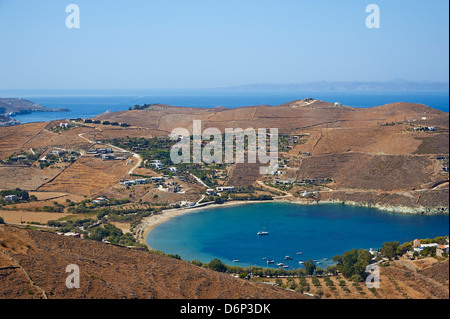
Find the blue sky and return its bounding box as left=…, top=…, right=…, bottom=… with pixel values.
left=0, top=0, right=448, bottom=89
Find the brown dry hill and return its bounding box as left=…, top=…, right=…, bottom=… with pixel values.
left=0, top=100, right=448, bottom=211
left=0, top=224, right=309, bottom=299
left=95, top=101, right=448, bottom=134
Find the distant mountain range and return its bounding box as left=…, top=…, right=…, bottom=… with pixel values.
left=220, top=81, right=449, bottom=92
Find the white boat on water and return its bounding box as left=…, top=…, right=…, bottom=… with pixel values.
left=296, top=252, right=303, bottom=255
left=284, top=256, right=293, bottom=260
left=233, top=260, right=239, bottom=262
left=299, top=261, right=304, bottom=264
left=276, top=263, right=285, bottom=267
left=267, top=260, right=274, bottom=264
left=257, top=222, right=269, bottom=236
left=283, top=265, right=289, bottom=268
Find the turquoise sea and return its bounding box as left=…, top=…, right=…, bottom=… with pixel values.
left=147, top=202, right=449, bottom=269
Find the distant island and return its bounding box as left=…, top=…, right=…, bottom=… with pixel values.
left=0, top=97, right=69, bottom=126
left=220, top=80, right=450, bottom=92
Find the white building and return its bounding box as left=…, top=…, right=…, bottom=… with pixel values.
left=92, top=197, right=107, bottom=204
left=4, top=195, right=18, bottom=202
left=216, top=186, right=235, bottom=192
left=60, top=122, right=73, bottom=128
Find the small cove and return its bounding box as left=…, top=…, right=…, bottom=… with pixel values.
left=146, top=202, right=449, bottom=269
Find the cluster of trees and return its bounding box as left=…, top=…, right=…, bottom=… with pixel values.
left=0, top=189, right=37, bottom=206
left=111, top=137, right=175, bottom=167
left=82, top=119, right=129, bottom=127
left=47, top=218, right=96, bottom=233
left=129, top=103, right=160, bottom=110
left=1, top=188, right=31, bottom=201
left=99, top=209, right=155, bottom=230
left=190, top=258, right=335, bottom=278
left=332, top=249, right=373, bottom=282
left=88, top=223, right=141, bottom=247
left=42, top=202, right=65, bottom=212
left=229, top=194, right=273, bottom=202
left=202, top=193, right=273, bottom=205
left=3, top=153, right=39, bottom=165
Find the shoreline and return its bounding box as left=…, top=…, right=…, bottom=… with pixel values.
left=138, top=198, right=449, bottom=250
left=139, top=200, right=265, bottom=249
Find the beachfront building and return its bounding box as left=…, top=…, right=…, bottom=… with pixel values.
left=180, top=201, right=195, bottom=207
left=216, top=186, right=235, bottom=193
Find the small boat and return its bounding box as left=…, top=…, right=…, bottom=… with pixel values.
left=282, top=265, right=290, bottom=269
left=257, top=222, right=269, bottom=236
left=317, top=261, right=321, bottom=264
left=233, top=260, right=239, bottom=263
left=299, top=261, right=304, bottom=264
left=262, top=257, right=267, bottom=260
left=267, top=260, right=274, bottom=264
left=276, top=263, right=285, bottom=267
left=296, top=252, right=303, bottom=255
left=284, top=256, right=293, bottom=260
left=323, top=258, right=328, bottom=261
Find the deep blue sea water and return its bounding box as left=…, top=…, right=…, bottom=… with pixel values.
left=147, top=202, right=449, bottom=269
left=0, top=89, right=448, bottom=123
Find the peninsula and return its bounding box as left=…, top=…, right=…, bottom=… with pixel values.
left=0, top=98, right=69, bottom=126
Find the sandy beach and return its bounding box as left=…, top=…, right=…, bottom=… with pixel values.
left=138, top=200, right=268, bottom=249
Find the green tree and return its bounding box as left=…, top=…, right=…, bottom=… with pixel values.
left=380, top=241, right=399, bottom=260
left=351, top=274, right=364, bottom=283
left=208, top=259, right=227, bottom=273
left=326, top=265, right=338, bottom=276
left=315, top=267, right=325, bottom=276
left=304, top=260, right=316, bottom=276
left=239, top=272, right=248, bottom=279
left=333, top=249, right=373, bottom=279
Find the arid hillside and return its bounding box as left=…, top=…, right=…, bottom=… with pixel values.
left=0, top=100, right=448, bottom=213
left=0, top=224, right=309, bottom=299
left=95, top=100, right=448, bottom=134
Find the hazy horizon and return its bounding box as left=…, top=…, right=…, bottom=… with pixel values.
left=0, top=1, right=448, bottom=89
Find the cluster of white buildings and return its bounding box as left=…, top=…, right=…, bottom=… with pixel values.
left=410, top=238, right=449, bottom=257
left=148, top=159, right=178, bottom=173
left=59, top=122, right=73, bottom=129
